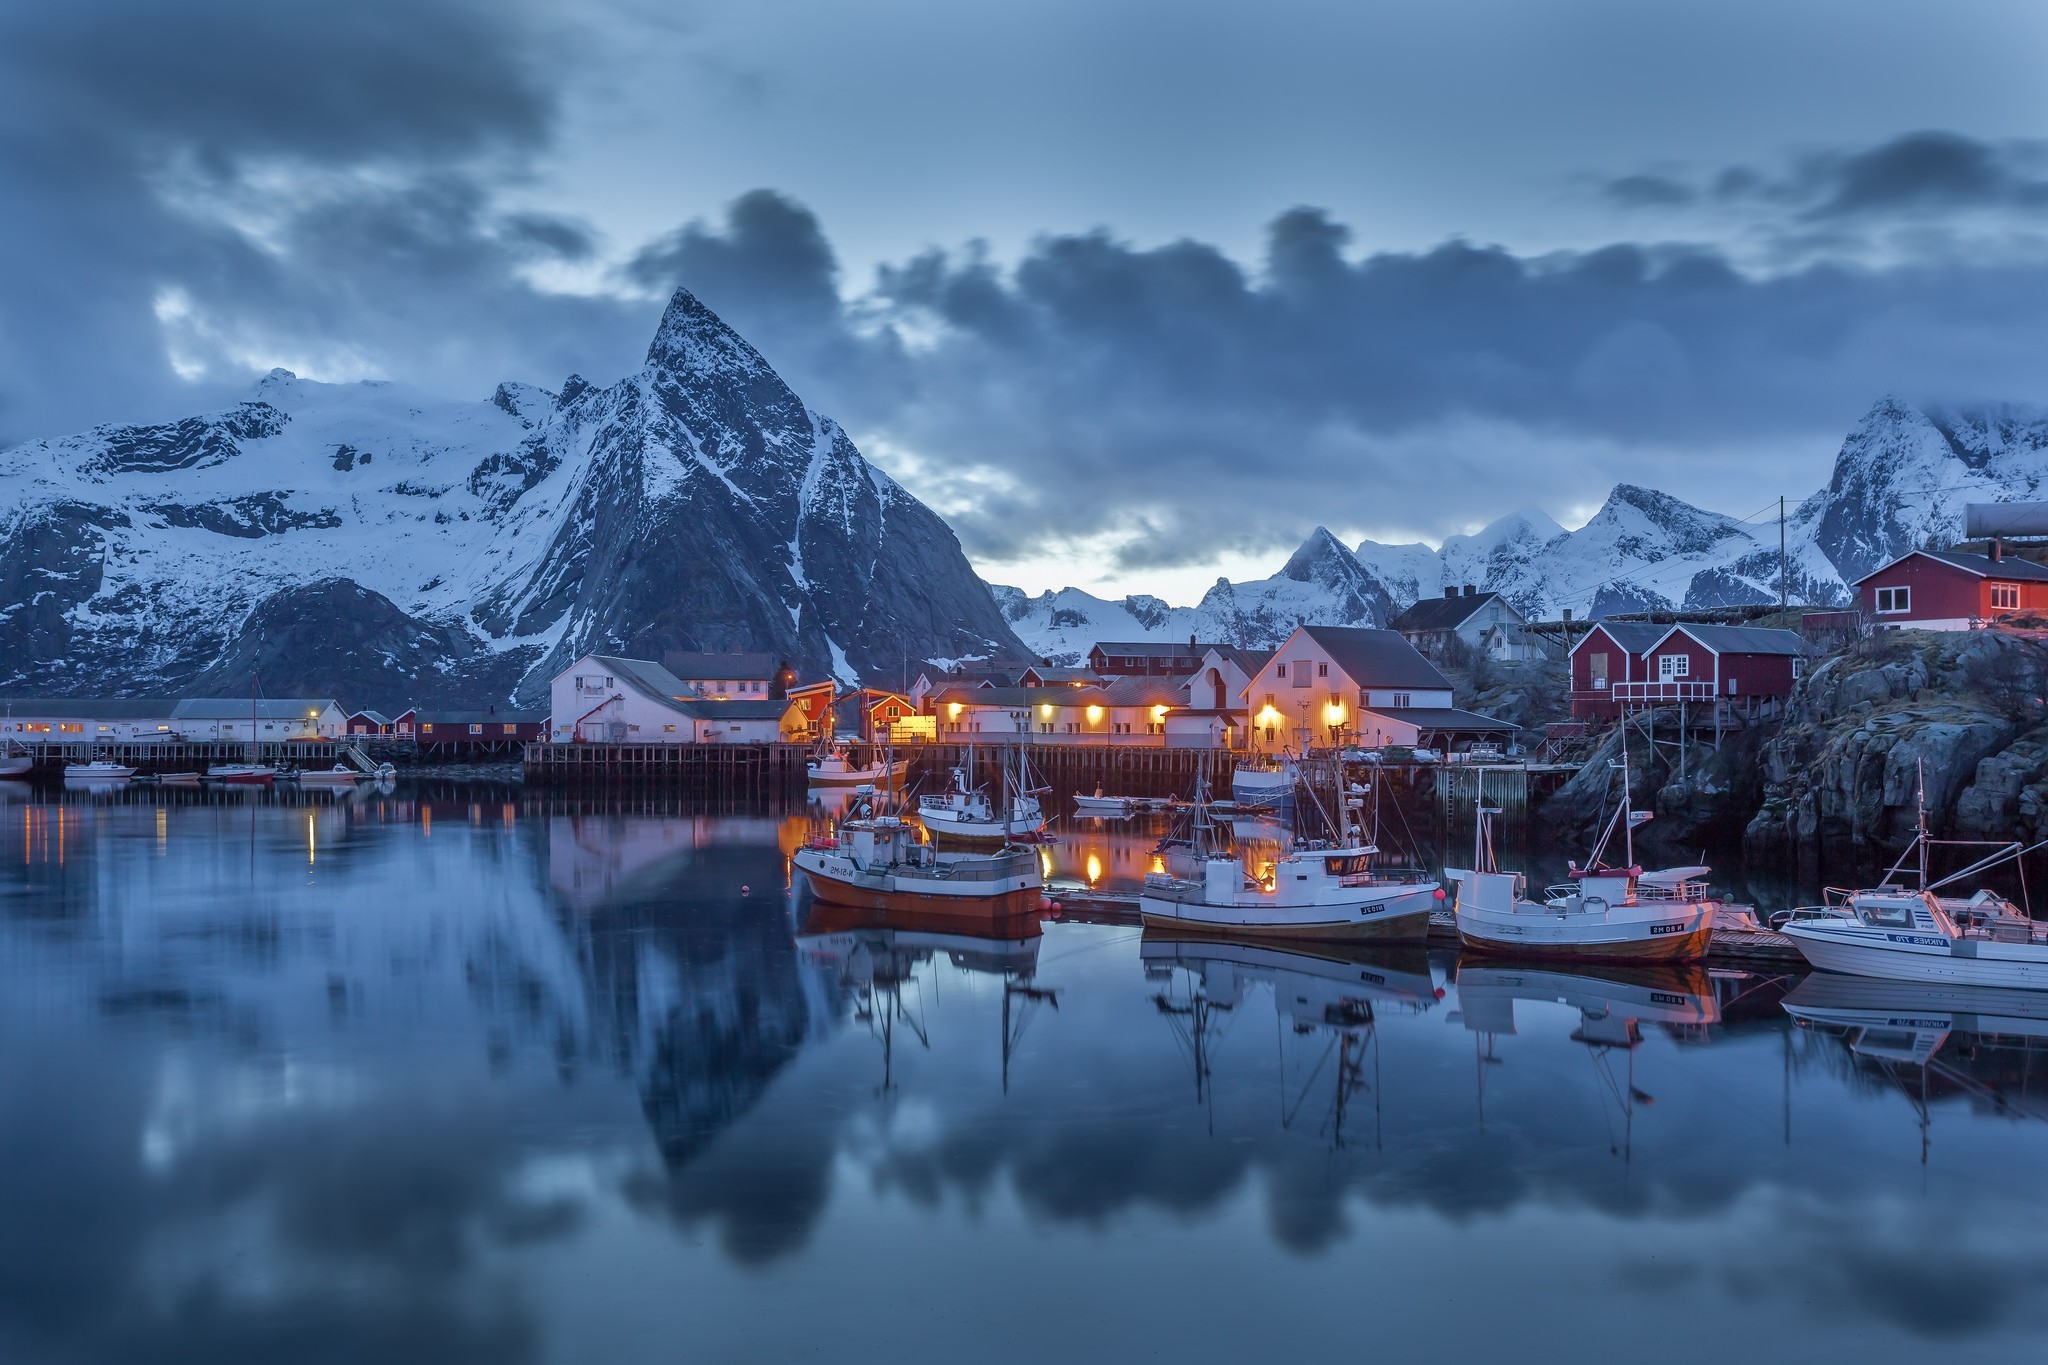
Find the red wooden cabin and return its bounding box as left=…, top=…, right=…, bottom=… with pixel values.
left=1855, top=549, right=2048, bottom=631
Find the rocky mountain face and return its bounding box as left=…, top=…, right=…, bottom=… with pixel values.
left=0, top=289, right=1024, bottom=707
left=999, top=396, right=2048, bottom=660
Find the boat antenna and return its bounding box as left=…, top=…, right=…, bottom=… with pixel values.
left=1917, top=758, right=1929, bottom=892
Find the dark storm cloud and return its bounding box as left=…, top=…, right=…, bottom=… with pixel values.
left=645, top=185, right=2048, bottom=569
left=0, top=1, right=637, bottom=445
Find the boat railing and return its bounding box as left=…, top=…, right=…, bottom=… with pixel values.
left=1635, top=879, right=1708, bottom=902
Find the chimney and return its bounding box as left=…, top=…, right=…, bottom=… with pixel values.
left=1463, top=584, right=1476, bottom=596
left=1562, top=608, right=1574, bottom=623
left=1993, top=539, right=2005, bottom=562
left=1188, top=634, right=1196, bottom=648
left=1443, top=586, right=1457, bottom=599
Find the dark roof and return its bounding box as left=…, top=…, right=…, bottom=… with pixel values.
left=348, top=710, right=393, bottom=725
left=1295, top=626, right=1451, bottom=691
left=2, top=698, right=181, bottom=719
left=1096, top=676, right=1190, bottom=707
left=1364, top=706, right=1520, bottom=733
left=1570, top=622, right=1667, bottom=656
left=1021, top=666, right=1098, bottom=684
left=1657, top=624, right=1808, bottom=657
left=934, top=686, right=1105, bottom=708
left=416, top=709, right=546, bottom=725
left=1852, top=548, right=2048, bottom=585
left=589, top=655, right=695, bottom=710
left=1090, top=640, right=1220, bottom=657
left=1390, top=592, right=1518, bottom=633
left=661, top=650, right=782, bottom=680
left=1199, top=645, right=1276, bottom=676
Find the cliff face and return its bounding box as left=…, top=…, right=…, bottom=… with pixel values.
left=0, top=288, right=1026, bottom=708
left=1744, top=630, right=2048, bottom=861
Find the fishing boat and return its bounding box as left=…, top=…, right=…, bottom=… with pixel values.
left=1138, top=771, right=1436, bottom=942
left=1139, top=934, right=1441, bottom=1019
left=1449, top=751, right=1716, bottom=963
left=1230, top=758, right=1294, bottom=813
left=791, top=809, right=1045, bottom=923
left=205, top=764, right=276, bottom=787
left=807, top=748, right=909, bottom=787
left=1073, top=789, right=1166, bottom=817
left=63, top=759, right=136, bottom=782
left=0, top=737, right=30, bottom=777
left=1779, top=764, right=2048, bottom=988
left=917, top=750, right=1047, bottom=848
left=1781, top=971, right=2048, bottom=1045
left=294, top=764, right=360, bottom=789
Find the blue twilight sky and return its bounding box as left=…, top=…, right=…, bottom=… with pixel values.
left=5, top=0, right=2048, bottom=599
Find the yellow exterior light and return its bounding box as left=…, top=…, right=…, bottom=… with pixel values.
left=1086, top=854, right=1102, bottom=886
left=1086, top=705, right=1103, bottom=722
left=1325, top=701, right=1346, bottom=725
left=1151, top=705, right=1168, bottom=720
left=947, top=702, right=962, bottom=719
left=1257, top=705, right=1281, bottom=726
left=1040, top=703, right=1053, bottom=717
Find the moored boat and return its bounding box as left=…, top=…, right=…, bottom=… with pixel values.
left=917, top=753, right=1047, bottom=848
left=1137, top=772, right=1435, bottom=942
left=205, top=764, right=277, bottom=787
left=295, top=765, right=360, bottom=789
left=156, top=771, right=202, bottom=787
left=1230, top=759, right=1294, bottom=813
left=791, top=813, right=1044, bottom=924
left=1449, top=752, right=1716, bottom=964
left=807, top=748, right=909, bottom=787
left=1779, top=763, right=2048, bottom=989
left=64, top=760, right=136, bottom=782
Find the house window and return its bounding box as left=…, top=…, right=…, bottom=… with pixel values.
left=1388, top=693, right=1411, bottom=709
left=663, top=724, right=675, bottom=733
left=422, top=724, right=433, bottom=733
left=469, top=724, right=483, bottom=734
left=1728, top=677, right=1740, bottom=696
left=604, top=676, right=614, bottom=687
left=1291, top=661, right=1311, bottom=689
left=59, top=723, right=82, bottom=734
left=503, top=724, right=517, bottom=734
left=1317, top=662, right=1328, bottom=677
left=1658, top=655, right=1689, bottom=680
left=1991, top=583, right=2020, bottom=610
left=1875, top=586, right=1910, bottom=614
left=1275, top=663, right=1286, bottom=680
left=1589, top=652, right=1609, bottom=689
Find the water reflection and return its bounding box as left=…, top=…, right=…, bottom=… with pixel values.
left=4, top=794, right=2048, bottom=1361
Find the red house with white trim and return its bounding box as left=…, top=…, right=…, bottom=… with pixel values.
left=1854, top=548, right=2048, bottom=631
left=1634, top=624, right=1806, bottom=709
left=1568, top=623, right=1667, bottom=720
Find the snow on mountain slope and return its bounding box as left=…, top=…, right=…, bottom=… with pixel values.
left=0, top=288, right=1024, bottom=705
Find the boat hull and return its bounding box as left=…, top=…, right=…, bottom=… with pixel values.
left=1782, top=924, right=2048, bottom=990
left=808, top=760, right=909, bottom=788
left=1455, top=910, right=1713, bottom=964
left=1138, top=885, right=1435, bottom=943
left=0, top=757, right=32, bottom=777
left=922, top=818, right=1047, bottom=849
left=795, top=866, right=1044, bottom=922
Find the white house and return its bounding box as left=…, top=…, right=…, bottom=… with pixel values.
left=1, top=699, right=184, bottom=743
left=660, top=650, right=790, bottom=700
left=1242, top=626, right=1516, bottom=751
left=169, top=698, right=347, bottom=741
left=1388, top=587, right=1543, bottom=662
left=551, top=655, right=799, bottom=743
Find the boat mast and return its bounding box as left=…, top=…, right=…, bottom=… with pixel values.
left=1917, top=758, right=1929, bottom=891
left=1621, top=731, right=1635, bottom=870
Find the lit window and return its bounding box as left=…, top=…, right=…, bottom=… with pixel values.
left=1875, top=586, right=1909, bottom=614
left=469, top=724, right=483, bottom=734
left=503, top=724, right=516, bottom=733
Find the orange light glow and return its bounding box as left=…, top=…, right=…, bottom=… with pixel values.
left=1086, top=853, right=1102, bottom=885
left=1086, top=705, right=1103, bottom=722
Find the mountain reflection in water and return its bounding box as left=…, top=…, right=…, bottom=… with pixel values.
left=2, top=790, right=2047, bottom=1363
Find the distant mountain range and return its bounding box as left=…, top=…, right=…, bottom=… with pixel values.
left=0, top=289, right=1023, bottom=707
left=995, top=396, right=2048, bottom=662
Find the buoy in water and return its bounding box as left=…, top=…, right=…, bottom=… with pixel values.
left=740, top=885, right=751, bottom=896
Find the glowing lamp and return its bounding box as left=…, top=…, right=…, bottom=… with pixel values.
left=1151, top=705, right=1168, bottom=720
left=948, top=702, right=962, bottom=719
left=1040, top=703, right=1053, bottom=717
left=1086, top=705, right=1103, bottom=722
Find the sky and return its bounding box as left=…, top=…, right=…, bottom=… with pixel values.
left=5, top=0, right=2048, bottom=600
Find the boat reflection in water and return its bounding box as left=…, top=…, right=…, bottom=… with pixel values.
left=1454, top=960, right=1721, bottom=1155
left=1782, top=973, right=2048, bottom=1157
left=1140, top=932, right=1439, bottom=1146
left=793, top=895, right=1055, bottom=1093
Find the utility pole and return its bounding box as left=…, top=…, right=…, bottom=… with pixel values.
left=1778, top=495, right=1788, bottom=612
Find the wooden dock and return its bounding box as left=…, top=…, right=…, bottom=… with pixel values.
left=522, top=741, right=811, bottom=792
left=5, top=739, right=346, bottom=774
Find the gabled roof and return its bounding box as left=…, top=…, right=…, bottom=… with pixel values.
left=1292, top=626, right=1451, bottom=691
left=587, top=655, right=696, bottom=711
left=1568, top=622, right=1667, bottom=656
left=416, top=709, right=547, bottom=725
left=1197, top=645, right=1276, bottom=677
left=1852, top=547, right=2048, bottom=585
left=171, top=698, right=341, bottom=720
left=1021, top=666, right=1098, bottom=684
left=348, top=710, right=393, bottom=725
left=1653, top=624, right=1808, bottom=657
left=661, top=650, right=782, bottom=680
left=1364, top=706, right=1520, bottom=733
left=1090, top=640, right=1219, bottom=657
left=683, top=699, right=793, bottom=721
left=934, top=686, right=1105, bottom=708
left=1389, top=592, right=1521, bottom=633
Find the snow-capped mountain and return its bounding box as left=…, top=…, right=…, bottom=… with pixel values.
left=0, top=289, right=1023, bottom=706
left=999, top=395, right=2048, bottom=658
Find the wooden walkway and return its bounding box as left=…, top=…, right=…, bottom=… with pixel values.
left=5, top=739, right=345, bottom=774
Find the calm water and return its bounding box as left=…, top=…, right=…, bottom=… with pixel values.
left=4, top=782, right=2047, bottom=1363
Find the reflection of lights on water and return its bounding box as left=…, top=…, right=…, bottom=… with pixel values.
left=1038, top=848, right=1053, bottom=880
left=156, top=807, right=167, bottom=853
left=1086, top=854, right=1102, bottom=886
left=306, top=811, right=316, bottom=866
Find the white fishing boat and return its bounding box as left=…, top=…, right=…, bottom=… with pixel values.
left=1072, top=789, right=1166, bottom=817
left=1779, top=768, right=2048, bottom=988
left=807, top=748, right=909, bottom=787
left=1138, top=772, right=1435, bottom=942
left=1138, top=935, right=1441, bottom=1019
left=1449, top=751, right=1716, bottom=963
left=295, top=764, right=360, bottom=789
left=1230, top=759, right=1294, bottom=812
left=792, top=810, right=1045, bottom=923
left=63, top=759, right=136, bottom=782
left=1781, top=971, right=2048, bottom=1046
left=0, top=753, right=31, bottom=778
left=917, top=751, right=1047, bottom=848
